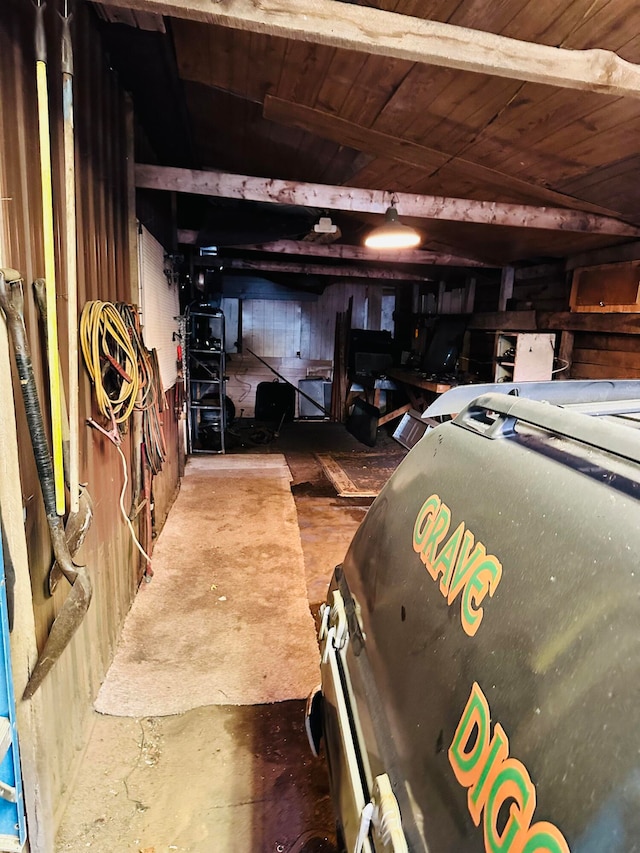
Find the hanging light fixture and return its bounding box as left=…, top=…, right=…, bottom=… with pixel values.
left=364, top=194, right=421, bottom=250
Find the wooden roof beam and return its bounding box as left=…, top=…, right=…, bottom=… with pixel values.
left=179, top=234, right=493, bottom=268
left=195, top=257, right=431, bottom=281
left=233, top=240, right=492, bottom=268
left=137, top=165, right=640, bottom=237
left=100, top=0, right=640, bottom=98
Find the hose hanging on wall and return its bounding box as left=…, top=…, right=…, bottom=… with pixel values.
left=117, top=303, right=167, bottom=475
left=80, top=301, right=148, bottom=570
left=80, top=300, right=168, bottom=577
left=79, top=300, right=140, bottom=423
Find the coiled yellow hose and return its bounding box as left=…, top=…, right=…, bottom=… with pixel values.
left=79, top=301, right=140, bottom=423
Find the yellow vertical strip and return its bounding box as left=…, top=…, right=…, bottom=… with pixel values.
left=36, top=60, right=65, bottom=516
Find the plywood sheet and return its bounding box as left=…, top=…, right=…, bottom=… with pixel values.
left=317, top=450, right=406, bottom=497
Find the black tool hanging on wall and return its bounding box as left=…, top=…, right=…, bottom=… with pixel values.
left=0, top=270, right=92, bottom=700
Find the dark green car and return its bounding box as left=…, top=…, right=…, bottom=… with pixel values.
left=308, top=382, right=640, bottom=853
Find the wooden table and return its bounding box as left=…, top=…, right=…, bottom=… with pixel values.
left=386, top=368, right=455, bottom=414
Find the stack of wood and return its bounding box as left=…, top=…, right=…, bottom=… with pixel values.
left=330, top=297, right=352, bottom=422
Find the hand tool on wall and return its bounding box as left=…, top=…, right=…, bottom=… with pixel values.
left=34, top=0, right=65, bottom=516
left=60, top=0, right=80, bottom=515
left=34, top=279, right=93, bottom=595
left=0, top=269, right=92, bottom=700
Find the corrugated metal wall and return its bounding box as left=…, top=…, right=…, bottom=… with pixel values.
left=0, top=2, right=180, bottom=845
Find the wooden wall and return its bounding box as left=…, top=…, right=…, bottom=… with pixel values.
left=570, top=333, right=640, bottom=380
left=469, top=261, right=640, bottom=381
left=0, top=2, right=180, bottom=846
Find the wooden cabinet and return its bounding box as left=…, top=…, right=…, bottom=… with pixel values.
left=494, top=332, right=556, bottom=382
left=570, top=261, right=640, bottom=312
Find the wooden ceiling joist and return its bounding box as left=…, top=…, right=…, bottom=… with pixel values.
left=263, top=96, right=623, bottom=219
left=179, top=234, right=492, bottom=267
left=198, top=257, right=430, bottom=281
left=100, top=0, right=640, bottom=98
left=137, top=165, right=640, bottom=237
left=232, top=240, right=492, bottom=268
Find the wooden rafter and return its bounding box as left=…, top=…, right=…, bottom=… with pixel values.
left=99, top=0, right=640, bottom=98
left=263, top=96, right=623, bottom=218
left=136, top=165, right=640, bottom=237
left=195, top=257, right=431, bottom=281
left=179, top=235, right=493, bottom=267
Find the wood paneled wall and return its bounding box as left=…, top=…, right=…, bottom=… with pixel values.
left=571, top=333, right=640, bottom=380
left=0, top=2, right=180, bottom=845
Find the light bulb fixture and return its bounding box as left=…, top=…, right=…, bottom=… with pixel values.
left=364, top=203, right=421, bottom=250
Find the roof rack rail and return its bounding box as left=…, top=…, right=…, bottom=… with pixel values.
left=454, top=392, right=640, bottom=466
left=424, top=379, right=640, bottom=419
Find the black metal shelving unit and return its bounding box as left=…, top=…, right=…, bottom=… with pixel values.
left=186, top=306, right=226, bottom=453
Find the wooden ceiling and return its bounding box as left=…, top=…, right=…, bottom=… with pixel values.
left=96, top=0, right=640, bottom=272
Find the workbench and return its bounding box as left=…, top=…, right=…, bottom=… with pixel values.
left=385, top=368, right=455, bottom=415
left=347, top=369, right=456, bottom=429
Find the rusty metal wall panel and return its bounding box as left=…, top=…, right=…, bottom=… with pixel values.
left=0, top=0, right=180, bottom=836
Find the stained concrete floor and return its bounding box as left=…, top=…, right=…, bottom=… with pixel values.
left=55, top=422, right=398, bottom=853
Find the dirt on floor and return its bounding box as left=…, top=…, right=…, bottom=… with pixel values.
left=55, top=702, right=338, bottom=853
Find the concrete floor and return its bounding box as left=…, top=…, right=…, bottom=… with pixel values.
left=55, top=421, right=391, bottom=853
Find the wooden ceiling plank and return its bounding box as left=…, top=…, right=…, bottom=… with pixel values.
left=558, top=155, right=640, bottom=201
left=223, top=239, right=492, bottom=267
left=344, top=158, right=419, bottom=197
left=493, top=102, right=640, bottom=185
left=98, top=0, right=640, bottom=98
left=447, top=0, right=526, bottom=34
left=560, top=0, right=640, bottom=56
left=135, top=164, right=640, bottom=236
left=501, top=0, right=604, bottom=46
left=335, top=54, right=412, bottom=127
left=460, top=89, right=628, bottom=185
left=314, top=49, right=371, bottom=116
left=399, top=72, right=524, bottom=155
left=263, top=95, right=625, bottom=217
left=173, top=21, right=283, bottom=103
left=547, top=109, right=640, bottom=165
left=463, top=87, right=618, bottom=162
left=374, top=65, right=459, bottom=140
left=274, top=40, right=336, bottom=106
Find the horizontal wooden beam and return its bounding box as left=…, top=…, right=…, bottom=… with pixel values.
left=467, top=311, right=538, bottom=331
left=566, top=241, right=640, bottom=271
left=180, top=232, right=490, bottom=267
left=514, top=263, right=566, bottom=281
left=263, top=96, right=622, bottom=218
left=137, top=166, right=640, bottom=236
left=200, top=257, right=430, bottom=281
left=225, top=240, right=493, bottom=268
left=469, top=309, right=640, bottom=334
left=538, top=311, right=640, bottom=334
left=101, top=0, right=640, bottom=98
